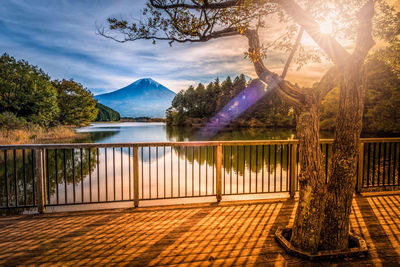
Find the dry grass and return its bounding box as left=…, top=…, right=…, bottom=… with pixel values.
left=0, top=126, right=85, bottom=144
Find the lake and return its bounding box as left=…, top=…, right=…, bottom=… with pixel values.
left=8, top=123, right=337, bottom=213
left=75, top=122, right=334, bottom=143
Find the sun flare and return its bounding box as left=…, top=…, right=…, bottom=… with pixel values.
left=319, top=19, right=333, bottom=34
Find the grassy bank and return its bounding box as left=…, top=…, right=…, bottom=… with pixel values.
left=0, top=126, right=85, bottom=144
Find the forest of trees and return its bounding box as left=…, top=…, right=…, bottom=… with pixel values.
left=166, top=74, right=295, bottom=128
left=95, top=103, right=121, bottom=122
left=167, top=47, right=400, bottom=135
left=0, top=53, right=99, bottom=130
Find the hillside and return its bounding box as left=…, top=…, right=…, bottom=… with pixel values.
left=95, top=103, right=120, bottom=122
left=95, top=78, right=176, bottom=118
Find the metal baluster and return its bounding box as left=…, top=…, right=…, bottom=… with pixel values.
left=89, top=148, right=92, bottom=203
left=230, top=146, right=233, bottom=194
left=206, top=146, right=208, bottom=195
left=388, top=143, right=392, bottom=185
left=141, top=147, right=144, bottom=198
left=393, top=143, right=397, bottom=185
left=105, top=148, right=108, bottom=201
left=113, top=147, right=116, bottom=201
left=72, top=149, right=76, bottom=203
left=64, top=149, right=67, bottom=204
left=243, top=146, right=245, bottom=194
left=178, top=147, right=181, bottom=197
left=97, top=148, right=100, bottom=202
left=192, top=147, right=194, bottom=196
left=171, top=146, right=173, bottom=197
left=262, top=145, right=264, bottom=193
left=55, top=149, right=58, bottom=204
left=185, top=146, right=187, bottom=197
left=80, top=148, right=83, bottom=202
left=280, top=145, right=283, bottom=192
left=156, top=147, right=159, bottom=199
left=13, top=150, right=17, bottom=206
left=31, top=149, right=35, bottom=205
left=129, top=147, right=131, bottom=200
left=46, top=149, right=50, bottom=205
left=249, top=146, right=252, bottom=193
left=198, top=147, right=201, bottom=196
left=121, top=147, right=123, bottom=200
left=274, top=145, right=277, bottom=192
left=383, top=143, right=387, bottom=186
left=4, top=151, right=8, bottom=207
left=378, top=143, right=381, bottom=186
left=268, top=145, right=271, bottom=193
left=212, top=146, right=215, bottom=195
left=23, top=149, right=27, bottom=206
left=164, top=147, right=166, bottom=198
left=255, top=146, right=258, bottom=193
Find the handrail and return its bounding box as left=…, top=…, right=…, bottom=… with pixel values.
left=1, top=138, right=400, bottom=150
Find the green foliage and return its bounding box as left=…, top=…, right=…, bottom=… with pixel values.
left=95, top=103, right=120, bottom=122
left=320, top=45, right=400, bottom=134
left=0, top=112, right=27, bottom=130
left=53, top=79, right=98, bottom=126
left=0, top=53, right=59, bottom=126
left=166, top=74, right=295, bottom=128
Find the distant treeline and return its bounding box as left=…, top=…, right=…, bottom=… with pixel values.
left=95, top=103, right=120, bottom=122
left=166, top=74, right=295, bottom=128
left=121, top=117, right=165, bottom=122
left=167, top=47, right=400, bottom=135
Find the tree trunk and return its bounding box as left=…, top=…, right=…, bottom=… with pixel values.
left=319, top=64, right=367, bottom=250
left=290, top=93, right=327, bottom=253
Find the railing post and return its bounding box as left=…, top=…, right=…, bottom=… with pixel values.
left=34, top=149, right=45, bottom=214
left=133, top=146, right=139, bottom=207
left=216, top=144, right=222, bottom=202
left=356, top=142, right=364, bottom=193
left=290, top=144, right=297, bottom=198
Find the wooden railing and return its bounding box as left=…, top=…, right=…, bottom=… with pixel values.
left=0, top=138, right=399, bottom=213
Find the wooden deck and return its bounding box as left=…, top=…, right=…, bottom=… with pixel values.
left=1, top=193, right=400, bottom=266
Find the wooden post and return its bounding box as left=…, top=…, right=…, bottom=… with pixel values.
left=356, top=142, right=364, bottom=193
left=216, top=144, right=222, bottom=202
left=133, top=146, right=139, bottom=207
left=34, top=149, right=45, bottom=214
left=290, top=144, right=297, bottom=198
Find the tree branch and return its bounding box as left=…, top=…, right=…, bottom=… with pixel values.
left=244, top=29, right=305, bottom=106
left=149, top=0, right=245, bottom=10
left=351, top=0, right=375, bottom=63
left=274, top=0, right=351, bottom=67
left=281, top=27, right=304, bottom=79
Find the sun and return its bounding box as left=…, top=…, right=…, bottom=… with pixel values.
left=319, top=19, right=333, bottom=35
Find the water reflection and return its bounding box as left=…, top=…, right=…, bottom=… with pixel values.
left=1, top=123, right=336, bottom=208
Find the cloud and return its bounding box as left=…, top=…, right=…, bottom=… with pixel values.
left=0, top=0, right=333, bottom=94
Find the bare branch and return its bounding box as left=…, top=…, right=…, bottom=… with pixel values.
left=281, top=27, right=304, bottom=79
left=352, top=0, right=375, bottom=62
left=149, top=0, right=245, bottom=10
left=274, top=0, right=351, bottom=67
left=244, top=29, right=305, bottom=106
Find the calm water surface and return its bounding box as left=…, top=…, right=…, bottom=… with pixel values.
left=3, top=123, right=336, bottom=213
left=75, top=122, right=333, bottom=143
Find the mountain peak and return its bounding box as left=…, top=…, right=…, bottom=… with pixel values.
left=133, top=78, right=159, bottom=87
left=95, top=78, right=176, bottom=118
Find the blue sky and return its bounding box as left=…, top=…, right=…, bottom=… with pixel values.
left=0, top=0, right=331, bottom=94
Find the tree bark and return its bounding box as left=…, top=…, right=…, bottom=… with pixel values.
left=290, top=93, right=327, bottom=253
left=319, top=64, right=367, bottom=250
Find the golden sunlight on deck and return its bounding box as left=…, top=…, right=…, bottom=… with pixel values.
left=1, top=194, right=400, bottom=266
